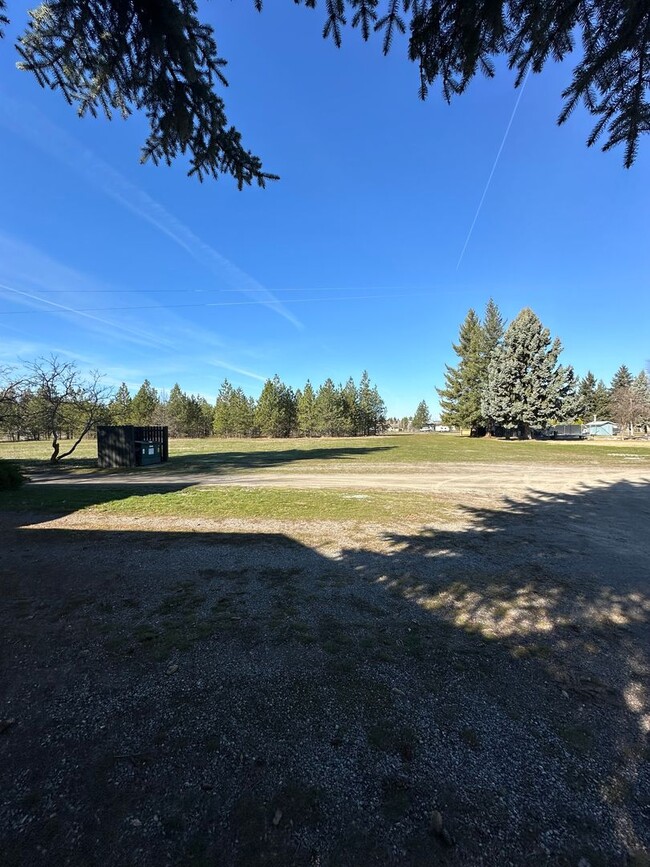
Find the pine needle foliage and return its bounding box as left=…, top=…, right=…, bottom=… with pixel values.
left=0, top=0, right=8, bottom=35
left=482, top=307, right=577, bottom=438
left=307, top=0, right=650, bottom=166
left=437, top=299, right=504, bottom=435
left=4, top=0, right=648, bottom=178
left=610, top=364, right=634, bottom=390
left=14, top=0, right=277, bottom=186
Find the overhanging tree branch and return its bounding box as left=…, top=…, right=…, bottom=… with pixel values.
left=3, top=0, right=649, bottom=177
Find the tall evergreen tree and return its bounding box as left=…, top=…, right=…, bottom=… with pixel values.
left=593, top=379, right=612, bottom=420
left=255, top=375, right=295, bottom=437
left=130, top=379, right=159, bottom=425
left=315, top=378, right=343, bottom=436
left=167, top=383, right=186, bottom=436
left=109, top=382, right=132, bottom=425
left=482, top=308, right=576, bottom=439
left=436, top=309, right=484, bottom=433
left=297, top=380, right=317, bottom=437
left=632, top=371, right=650, bottom=431
left=213, top=379, right=235, bottom=436
left=413, top=400, right=431, bottom=429
left=478, top=299, right=505, bottom=435
left=230, top=388, right=255, bottom=437
left=357, top=371, right=386, bottom=435
left=577, top=371, right=598, bottom=419
left=611, top=365, right=633, bottom=390
left=340, top=377, right=360, bottom=436
left=481, top=299, right=505, bottom=356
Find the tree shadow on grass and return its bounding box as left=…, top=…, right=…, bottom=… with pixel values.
left=19, top=443, right=396, bottom=480
left=163, top=444, right=396, bottom=475
left=0, top=478, right=649, bottom=865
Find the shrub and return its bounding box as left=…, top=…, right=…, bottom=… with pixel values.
left=0, top=460, right=25, bottom=491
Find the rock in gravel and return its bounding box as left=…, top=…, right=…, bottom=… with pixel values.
left=440, top=828, right=455, bottom=847
left=429, top=810, right=443, bottom=835
left=166, top=664, right=179, bottom=675
left=272, top=808, right=282, bottom=827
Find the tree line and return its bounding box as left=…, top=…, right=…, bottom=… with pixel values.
left=0, top=360, right=386, bottom=459
left=1, top=314, right=648, bottom=463
left=433, top=300, right=650, bottom=438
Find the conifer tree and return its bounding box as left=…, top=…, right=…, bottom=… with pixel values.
left=592, top=379, right=612, bottom=420
left=255, top=375, right=295, bottom=437
left=611, top=365, right=634, bottom=390
left=577, top=371, right=597, bottom=420
left=213, top=379, right=235, bottom=436
left=340, top=378, right=360, bottom=436
left=130, top=379, right=159, bottom=425
left=632, top=371, right=650, bottom=431
left=167, top=383, right=186, bottom=436
left=482, top=308, right=576, bottom=439
left=436, top=309, right=484, bottom=433
left=230, top=388, right=255, bottom=437
left=315, top=379, right=343, bottom=436
left=109, top=382, right=132, bottom=425
left=297, top=381, right=317, bottom=437
left=479, top=299, right=505, bottom=435
left=357, top=371, right=386, bottom=435
left=610, top=369, right=650, bottom=435
left=412, top=400, right=431, bottom=429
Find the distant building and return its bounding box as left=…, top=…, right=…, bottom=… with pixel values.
left=583, top=420, right=618, bottom=437
left=537, top=424, right=585, bottom=439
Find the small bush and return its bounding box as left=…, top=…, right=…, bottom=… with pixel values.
left=0, top=460, right=25, bottom=491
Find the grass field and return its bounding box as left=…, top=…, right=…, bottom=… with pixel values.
left=2, top=431, right=650, bottom=469
left=2, top=433, right=648, bottom=522
left=0, top=482, right=459, bottom=523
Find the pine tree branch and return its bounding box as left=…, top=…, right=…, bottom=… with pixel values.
left=16, top=0, right=277, bottom=186
left=9, top=0, right=650, bottom=175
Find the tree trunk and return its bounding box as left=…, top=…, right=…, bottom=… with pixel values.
left=50, top=432, right=60, bottom=463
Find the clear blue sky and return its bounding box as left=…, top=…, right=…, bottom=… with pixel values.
left=1, top=1, right=648, bottom=419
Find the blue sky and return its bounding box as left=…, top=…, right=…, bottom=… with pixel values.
left=0, top=1, right=648, bottom=419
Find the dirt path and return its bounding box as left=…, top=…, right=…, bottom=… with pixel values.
left=29, top=461, right=650, bottom=498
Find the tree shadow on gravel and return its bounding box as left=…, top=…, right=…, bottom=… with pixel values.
left=0, top=478, right=649, bottom=866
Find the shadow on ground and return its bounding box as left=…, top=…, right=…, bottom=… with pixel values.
left=18, top=443, right=396, bottom=480
left=1, top=479, right=649, bottom=865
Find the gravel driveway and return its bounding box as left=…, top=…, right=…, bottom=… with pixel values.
left=1, top=466, right=649, bottom=865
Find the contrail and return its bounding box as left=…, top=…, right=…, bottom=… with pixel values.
left=206, top=359, right=267, bottom=382
left=456, top=68, right=531, bottom=270
left=0, top=91, right=301, bottom=329
left=0, top=281, right=174, bottom=350
left=0, top=290, right=434, bottom=315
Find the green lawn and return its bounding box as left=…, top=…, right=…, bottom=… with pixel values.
left=2, top=432, right=649, bottom=476
left=0, top=483, right=456, bottom=523
left=2, top=434, right=648, bottom=524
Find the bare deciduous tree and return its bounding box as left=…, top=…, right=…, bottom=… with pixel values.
left=25, top=355, right=112, bottom=463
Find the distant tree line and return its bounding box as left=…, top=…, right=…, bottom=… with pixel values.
left=213, top=371, right=386, bottom=438
left=0, top=362, right=387, bottom=452
left=1, top=315, right=648, bottom=461
left=436, top=300, right=650, bottom=438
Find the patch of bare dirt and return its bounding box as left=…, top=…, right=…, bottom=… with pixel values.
left=1, top=474, right=649, bottom=865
